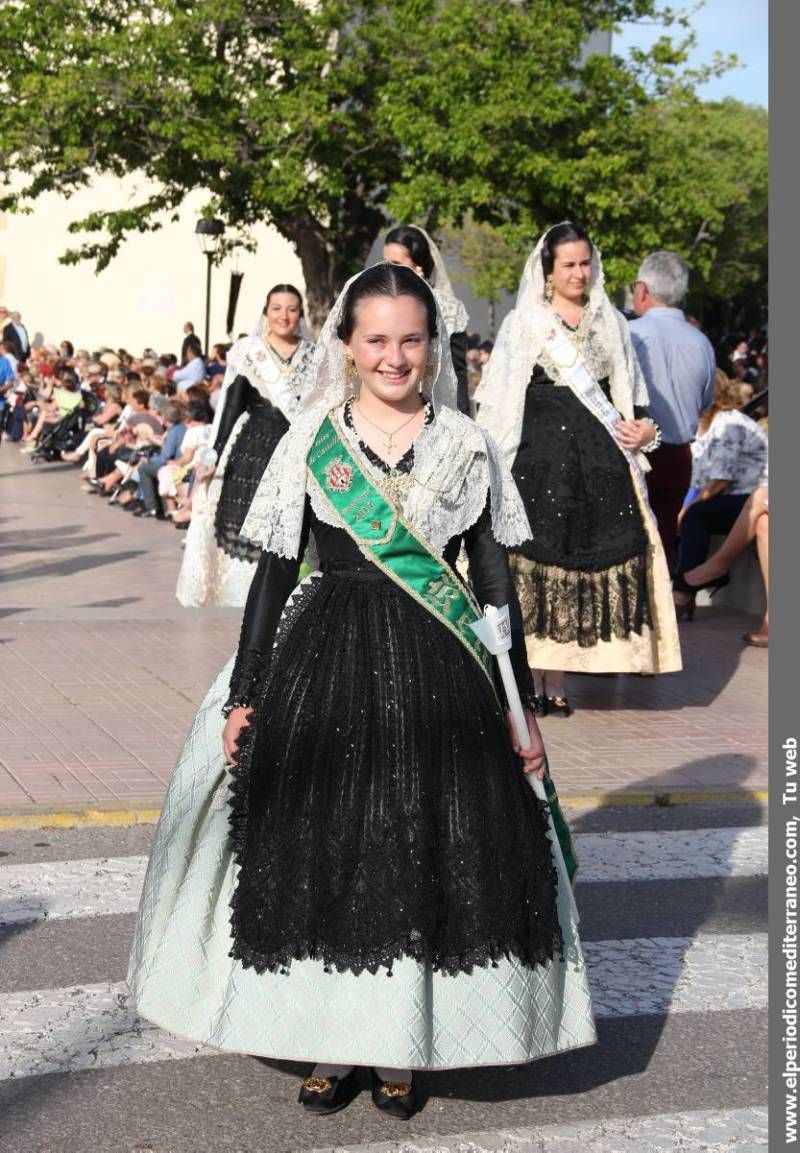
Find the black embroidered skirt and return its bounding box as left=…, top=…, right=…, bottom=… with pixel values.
left=228, top=566, right=563, bottom=978
left=215, top=401, right=289, bottom=561
left=511, top=371, right=652, bottom=646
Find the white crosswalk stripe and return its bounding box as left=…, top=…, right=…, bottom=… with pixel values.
left=0, top=825, right=767, bottom=927
left=0, top=821, right=768, bottom=1151
left=0, top=932, right=766, bottom=1081
left=304, top=1105, right=769, bottom=1153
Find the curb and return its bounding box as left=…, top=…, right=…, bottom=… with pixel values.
left=0, top=789, right=769, bottom=831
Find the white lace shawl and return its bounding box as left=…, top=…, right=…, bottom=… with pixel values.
left=475, top=225, right=649, bottom=466
left=206, top=334, right=316, bottom=455
left=241, top=264, right=529, bottom=559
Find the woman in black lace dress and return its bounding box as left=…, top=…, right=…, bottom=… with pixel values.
left=477, top=224, right=681, bottom=715
left=129, top=264, right=595, bottom=1121
left=176, top=285, right=315, bottom=607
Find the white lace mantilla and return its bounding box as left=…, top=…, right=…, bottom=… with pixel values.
left=475, top=225, right=649, bottom=466
left=241, top=264, right=527, bottom=559
left=435, top=289, right=469, bottom=337
left=307, top=405, right=530, bottom=554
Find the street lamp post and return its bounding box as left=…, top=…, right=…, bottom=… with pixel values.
left=194, top=218, right=225, bottom=357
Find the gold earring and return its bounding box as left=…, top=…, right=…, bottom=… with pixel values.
left=420, top=360, right=434, bottom=395
left=545, top=275, right=555, bottom=303
left=414, top=264, right=424, bottom=277
left=345, top=357, right=358, bottom=396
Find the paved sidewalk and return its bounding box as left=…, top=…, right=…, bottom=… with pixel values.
left=0, top=448, right=768, bottom=814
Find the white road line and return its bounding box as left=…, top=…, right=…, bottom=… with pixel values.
left=0, top=827, right=767, bottom=927
left=0, top=932, right=766, bottom=1081
left=306, top=1104, right=768, bottom=1153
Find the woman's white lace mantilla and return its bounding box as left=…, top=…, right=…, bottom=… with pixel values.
left=475, top=225, right=649, bottom=466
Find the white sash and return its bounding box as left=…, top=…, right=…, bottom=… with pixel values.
left=243, top=342, right=301, bottom=422
left=542, top=328, right=649, bottom=482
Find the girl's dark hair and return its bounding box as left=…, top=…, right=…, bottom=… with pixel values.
left=540, top=221, right=593, bottom=278
left=187, top=398, right=212, bottom=422
left=264, top=284, right=304, bottom=317
left=60, top=340, right=74, bottom=357
left=384, top=225, right=435, bottom=280
left=337, top=263, right=438, bottom=343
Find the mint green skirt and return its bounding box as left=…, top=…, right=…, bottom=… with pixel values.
left=127, top=657, right=597, bottom=1069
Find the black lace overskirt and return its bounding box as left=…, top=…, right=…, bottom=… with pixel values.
left=510, top=366, right=651, bottom=645
left=511, top=367, right=647, bottom=571
left=214, top=398, right=289, bottom=561
left=228, top=567, right=563, bottom=978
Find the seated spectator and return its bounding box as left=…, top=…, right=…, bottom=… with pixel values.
left=61, top=383, right=124, bottom=462
left=6, top=378, right=34, bottom=442
left=173, top=344, right=206, bottom=390
left=0, top=340, right=17, bottom=432
left=205, top=343, right=228, bottom=383
left=89, top=388, right=161, bottom=485
left=681, top=486, right=769, bottom=648
left=132, top=401, right=187, bottom=518
left=22, top=371, right=83, bottom=449
left=60, top=340, right=75, bottom=359
left=672, top=373, right=768, bottom=619
left=157, top=399, right=213, bottom=523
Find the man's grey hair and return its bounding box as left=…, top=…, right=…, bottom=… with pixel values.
left=636, top=251, right=690, bottom=307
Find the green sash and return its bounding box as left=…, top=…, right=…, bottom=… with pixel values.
left=307, top=412, right=577, bottom=885
left=307, top=414, right=495, bottom=686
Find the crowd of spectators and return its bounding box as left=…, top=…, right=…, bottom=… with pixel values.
left=0, top=317, right=232, bottom=533
left=0, top=292, right=768, bottom=624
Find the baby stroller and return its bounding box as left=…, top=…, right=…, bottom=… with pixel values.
left=30, top=399, right=96, bottom=463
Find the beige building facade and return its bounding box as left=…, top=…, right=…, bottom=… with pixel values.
left=0, top=177, right=304, bottom=357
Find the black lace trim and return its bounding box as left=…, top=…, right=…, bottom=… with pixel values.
left=223, top=570, right=283, bottom=714
left=214, top=400, right=289, bottom=560
left=511, top=551, right=653, bottom=646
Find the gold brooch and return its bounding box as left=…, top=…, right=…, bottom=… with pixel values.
left=379, top=1081, right=412, bottom=1098
left=301, top=1076, right=333, bottom=1094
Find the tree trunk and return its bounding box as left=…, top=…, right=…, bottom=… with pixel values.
left=280, top=192, right=386, bottom=335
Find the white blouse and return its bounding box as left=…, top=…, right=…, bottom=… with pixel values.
left=691, top=409, right=768, bottom=495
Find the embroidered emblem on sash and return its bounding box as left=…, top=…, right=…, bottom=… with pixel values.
left=324, top=457, right=354, bottom=493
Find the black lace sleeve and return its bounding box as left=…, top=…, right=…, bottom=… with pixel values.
left=449, top=331, right=471, bottom=415
left=463, top=504, right=536, bottom=709
left=224, top=499, right=312, bottom=713
left=213, top=375, right=258, bottom=459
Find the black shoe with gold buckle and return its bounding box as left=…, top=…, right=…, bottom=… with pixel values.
left=546, top=695, right=573, bottom=717
left=298, top=1070, right=359, bottom=1115
left=370, top=1070, right=417, bottom=1119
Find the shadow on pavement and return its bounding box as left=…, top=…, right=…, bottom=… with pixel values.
left=0, top=552, right=146, bottom=583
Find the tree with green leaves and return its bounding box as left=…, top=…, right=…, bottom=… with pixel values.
left=1, top=0, right=748, bottom=328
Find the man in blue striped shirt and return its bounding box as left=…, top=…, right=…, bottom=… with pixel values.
left=629, top=252, right=716, bottom=569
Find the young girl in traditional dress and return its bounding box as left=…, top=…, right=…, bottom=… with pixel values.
left=129, top=263, right=596, bottom=1119
left=477, top=223, right=681, bottom=716
left=176, top=285, right=315, bottom=607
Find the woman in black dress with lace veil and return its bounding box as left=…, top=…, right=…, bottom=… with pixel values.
left=477, top=223, right=681, bottom=715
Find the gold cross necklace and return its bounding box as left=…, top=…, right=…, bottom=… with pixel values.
left=354, top=400, right=423, bottom=453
